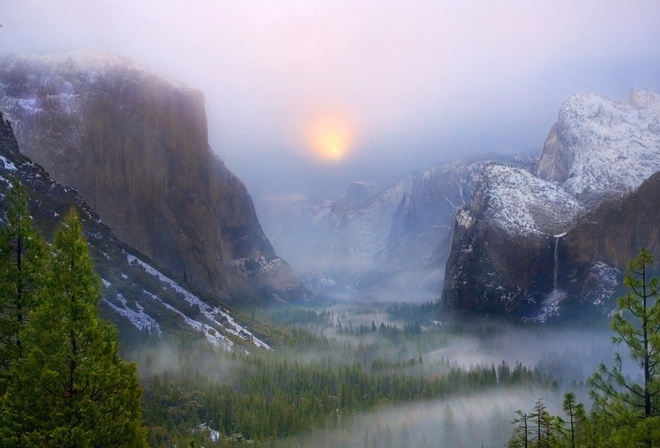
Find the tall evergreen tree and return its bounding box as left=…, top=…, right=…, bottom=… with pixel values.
left=507, top=409, right=530, bottom=448
left=0, top=209, right=147, bottom=447
left=562, top=392, right=586, bottom=448
left=529, top=398, right=561, bottom=448
left=589, top=248, right=660, bottom=447
left=0, top=183, right=48, bottom=388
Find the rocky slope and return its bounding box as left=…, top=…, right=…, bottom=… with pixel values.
left=262, top=153, right=534, bottom=301
left=0, top=51, right=310, bottom=305
left=0, top=111, right=270, bottom=350
left=442, top=89, right=660, bottom=320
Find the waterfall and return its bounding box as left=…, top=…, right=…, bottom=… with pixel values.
left=553, top=236, right=559, bottom=291
left=543, top=235, right=565, bottom=307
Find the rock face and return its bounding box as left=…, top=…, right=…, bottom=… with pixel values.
left=262, top=153, right=534, bottom=301
left=0, top=110, right=270, bottom=350
left=560, top=172, right=660, bottom=304
left=534, top=89, right=660, bottom=207
left=442, top=89, right=660, bottom=320
left=0, top=51, right=310, bottom=305
left=442, top=165, right=583, bottom=317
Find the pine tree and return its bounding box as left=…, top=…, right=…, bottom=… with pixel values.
left=507, top=409, right=530, bottom=448
left=0, top=183, right=48, bottom=389
left=529, top=398, right=561, bottom=448
left=589, top=248, right=660, bottom=447
left=0, top=209, right=147, bottom=447
left=562, top=392, right=586, bottom=448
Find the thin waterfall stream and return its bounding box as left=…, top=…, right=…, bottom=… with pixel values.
left=553, top=235, right=559, bottom=290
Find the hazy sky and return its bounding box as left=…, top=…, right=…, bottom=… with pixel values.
left=2, top=1, right=660, bottom=198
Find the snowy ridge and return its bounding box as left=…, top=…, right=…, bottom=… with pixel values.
left=126, top=253, right=270, bottom=350
left=0, top=51, right=197, bottom=153
left=480, top=165, right=583, bottom=236
left=142, top=290, right=233, bottom=350
left=538, top=90, right=660, bottom=205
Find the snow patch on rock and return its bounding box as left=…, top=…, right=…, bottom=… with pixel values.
left=481, top=165, right=584, bottom=236
left=103, top=294, right=161, bottom=336
left=0, top=155, right=16, bottom=171
left=581, top=262, right=621, bottom=306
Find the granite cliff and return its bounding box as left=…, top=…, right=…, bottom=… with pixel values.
left=0, top=110, right=271, bottom=349
left=442, top=164, right=583, bottom=317
left=558, top=171, right=660, bottom=314
left=442, top=89, right=660, bottom=320
left=0, top=51, right=310, bottom=305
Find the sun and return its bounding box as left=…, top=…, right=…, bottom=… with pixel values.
left=306, top=115, right=354, bottom=162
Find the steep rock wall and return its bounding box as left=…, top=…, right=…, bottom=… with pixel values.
left=560, top=171, right=660, bottom=298
left=0, top=52, right=308, bottom=304
left=441, top=164, right=582, bottom=318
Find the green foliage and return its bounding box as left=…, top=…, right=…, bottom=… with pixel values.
left=588, top=248, right=660, bottom=446
left=0, top=207, right=147, bottom=447
left=507, top=409, right=530, bottom=448
left=507, top=398, right=563, bottom=448
left=0, top=184, right=48, bottom=387
left=562, top=392, right=587, bottom=448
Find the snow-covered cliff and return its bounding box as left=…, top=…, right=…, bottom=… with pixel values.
left=534, top=88, right=660, bottom=206
left=443, top=89, right=660, bottom=320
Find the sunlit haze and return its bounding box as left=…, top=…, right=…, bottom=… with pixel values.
left=2, top=0, right=660, bottom=199
left=306, top=114, right=355, bottom=162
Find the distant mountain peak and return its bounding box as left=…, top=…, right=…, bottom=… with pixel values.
left=534, top=89, right=660, bottom=207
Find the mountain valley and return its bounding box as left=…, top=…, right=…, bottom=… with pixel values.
left=0, top=50, right=658, bottom=447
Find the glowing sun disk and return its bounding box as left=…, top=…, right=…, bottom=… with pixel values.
left=306, top=116, right=354, bottom=161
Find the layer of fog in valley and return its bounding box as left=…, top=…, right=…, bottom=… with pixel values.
left=289, top=388, right=561, bottom=448
left=130, top=302, right=619, bottom=446
left=278, top=307, right=613, bottom=446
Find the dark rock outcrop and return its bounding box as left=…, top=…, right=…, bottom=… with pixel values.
left=441, top=165, right=583, bottom=318
left=445, top=170, right=660, bottom=320
left=559, top=171, right=660, bottom=300
left=0, top=51, right=310, bottom=305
